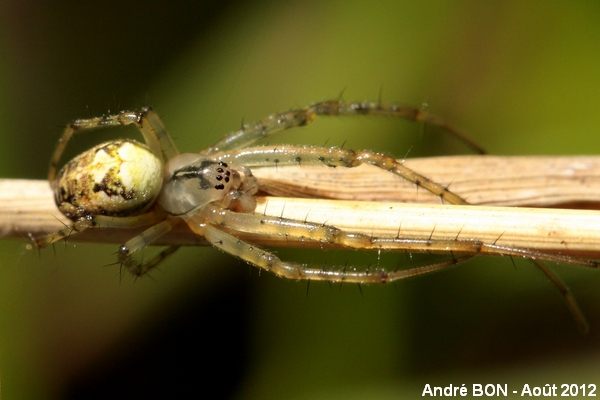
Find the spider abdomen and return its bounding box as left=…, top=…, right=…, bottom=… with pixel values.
left=53, top=139, right=163, bottom=220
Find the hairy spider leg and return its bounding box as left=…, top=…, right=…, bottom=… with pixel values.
left=49, top=107, right=179, bottom=181
left=204, top=106, right=594, bottom=331
left=191, top=217, right=475, bottom=283
left=118, top=216, right=182, bottom=275
left=33, top=212, right=163, bottom=248
left=215, top=145, right=468, bottom=205
left=202, top=101, right=486, bottom=155
left=196, top=203, right=594, bottom=332
left=201, top=204, right=599, bottom=269
left=529, top=259, right=589, bottom=333
left=193, top=103, right=589, bottom=332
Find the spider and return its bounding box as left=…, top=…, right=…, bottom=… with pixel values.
left=34, top=101, right=597, bottom=331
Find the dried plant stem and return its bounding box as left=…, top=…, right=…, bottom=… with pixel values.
left=254, top=155, right=600, bottom=208
left=2, top=154, right=600, bottom=259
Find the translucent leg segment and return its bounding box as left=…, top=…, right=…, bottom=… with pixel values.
left=49, top=107, right=179, bottom=181
left=118, top=216, right=182, bottom=276
left=201, top=223, right=473, bottom=283
left=32, top=212, right=162, bottom=248
left=530, top=259, right=589, bottom=334
left=202, top=101, right=486, bottom=155
left=196, top=203, right=595, bottom=333
left=217, top=145, right=468, bottom=204
left=202, top=204, right=599, bottom=269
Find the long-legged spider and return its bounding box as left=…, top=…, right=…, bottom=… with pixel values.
left=34, top=101, right=598, bottom=331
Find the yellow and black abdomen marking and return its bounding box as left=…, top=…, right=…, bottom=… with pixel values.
left=53, top=139, right=163, bottom=220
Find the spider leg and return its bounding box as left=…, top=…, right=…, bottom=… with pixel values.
left=201, top=203, right=594, bottom=331
left=117, top=216, right=182, bottom=276
left=313, top=101, right=485, bottom=154
left=529, top=259, right=589, bottom=334
left=201, top=204, right=599, bottom=269
left=202, top=101, right=485, bottom=155
left=199, top=223, right=473, bottom=283
left=33, top=212, right=161, bottom=248
left=216, top=145, right=468, bottom=205
left=211, top=146, right=599, bottom=329
left=49, top=107, right=178, bottom=181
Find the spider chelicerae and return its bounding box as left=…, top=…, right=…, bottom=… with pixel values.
left=33, top=101, right=597, bottom=331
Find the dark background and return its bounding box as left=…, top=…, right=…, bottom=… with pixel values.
left=1, top=1, right=600, bottom=398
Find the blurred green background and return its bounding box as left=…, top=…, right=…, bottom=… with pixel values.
left=1, top=1, right=600, bottom=398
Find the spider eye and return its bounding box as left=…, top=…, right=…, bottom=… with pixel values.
left=158, top=154, right=237, bottom=216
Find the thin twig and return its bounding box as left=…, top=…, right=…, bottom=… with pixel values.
left=255, top=155, right=600, bottom=208
left=2, top=155, right=600, bottom=259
